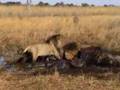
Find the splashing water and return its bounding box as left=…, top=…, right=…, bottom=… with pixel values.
left=0, top=56, right=46, bottom=74
left=0, top=56, right=6, bottom=68
left=0, top=56, right=23, bottom=73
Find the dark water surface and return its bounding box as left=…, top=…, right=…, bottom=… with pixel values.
left=1, top=55, right=120, bottom=76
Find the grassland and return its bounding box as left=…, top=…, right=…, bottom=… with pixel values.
left=0, top=5, right=120, bottom=90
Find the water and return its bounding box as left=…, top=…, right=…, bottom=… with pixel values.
left=1, top=54, right=120, bottom=75
left=0, top=56, right=7, bottom=69
left=0, top=56, right=24, bottom=73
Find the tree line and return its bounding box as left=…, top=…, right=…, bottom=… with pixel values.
left=0, top=1, right=116, bottom=7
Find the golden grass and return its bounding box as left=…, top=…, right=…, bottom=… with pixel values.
left=0, top=5, right=120, bottom=90
left=0, top=5, right=120, bottom=17
left=0, top=70, right=120, bottom=90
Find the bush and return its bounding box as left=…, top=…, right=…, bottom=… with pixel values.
left=38, top=2, right=49, bottom=6
left=81, top=3, right=89, bottom=7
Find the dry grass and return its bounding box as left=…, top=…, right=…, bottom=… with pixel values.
left=0, top=5, right=120, bottom=90
left=0, top=68, right=120, bottom=90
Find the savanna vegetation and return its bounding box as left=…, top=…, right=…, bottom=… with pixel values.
left=0, top=5, right=120, bottom=90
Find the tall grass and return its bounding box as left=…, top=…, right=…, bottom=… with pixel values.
left=1, top=15, right=120, bottom=60
left=0, top=5, right=120, bottom=17
left=0, top=5, right=120, bottom=90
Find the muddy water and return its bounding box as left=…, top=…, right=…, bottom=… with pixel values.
left=0, top=56, right=48, bottom=75
left=0, top=56, right=31, bottom=74
left=1, top=54, right=120, bottom=75
left=0, top=56, right=6, bottom=67
left=0, top=56, right=17, bottom=72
